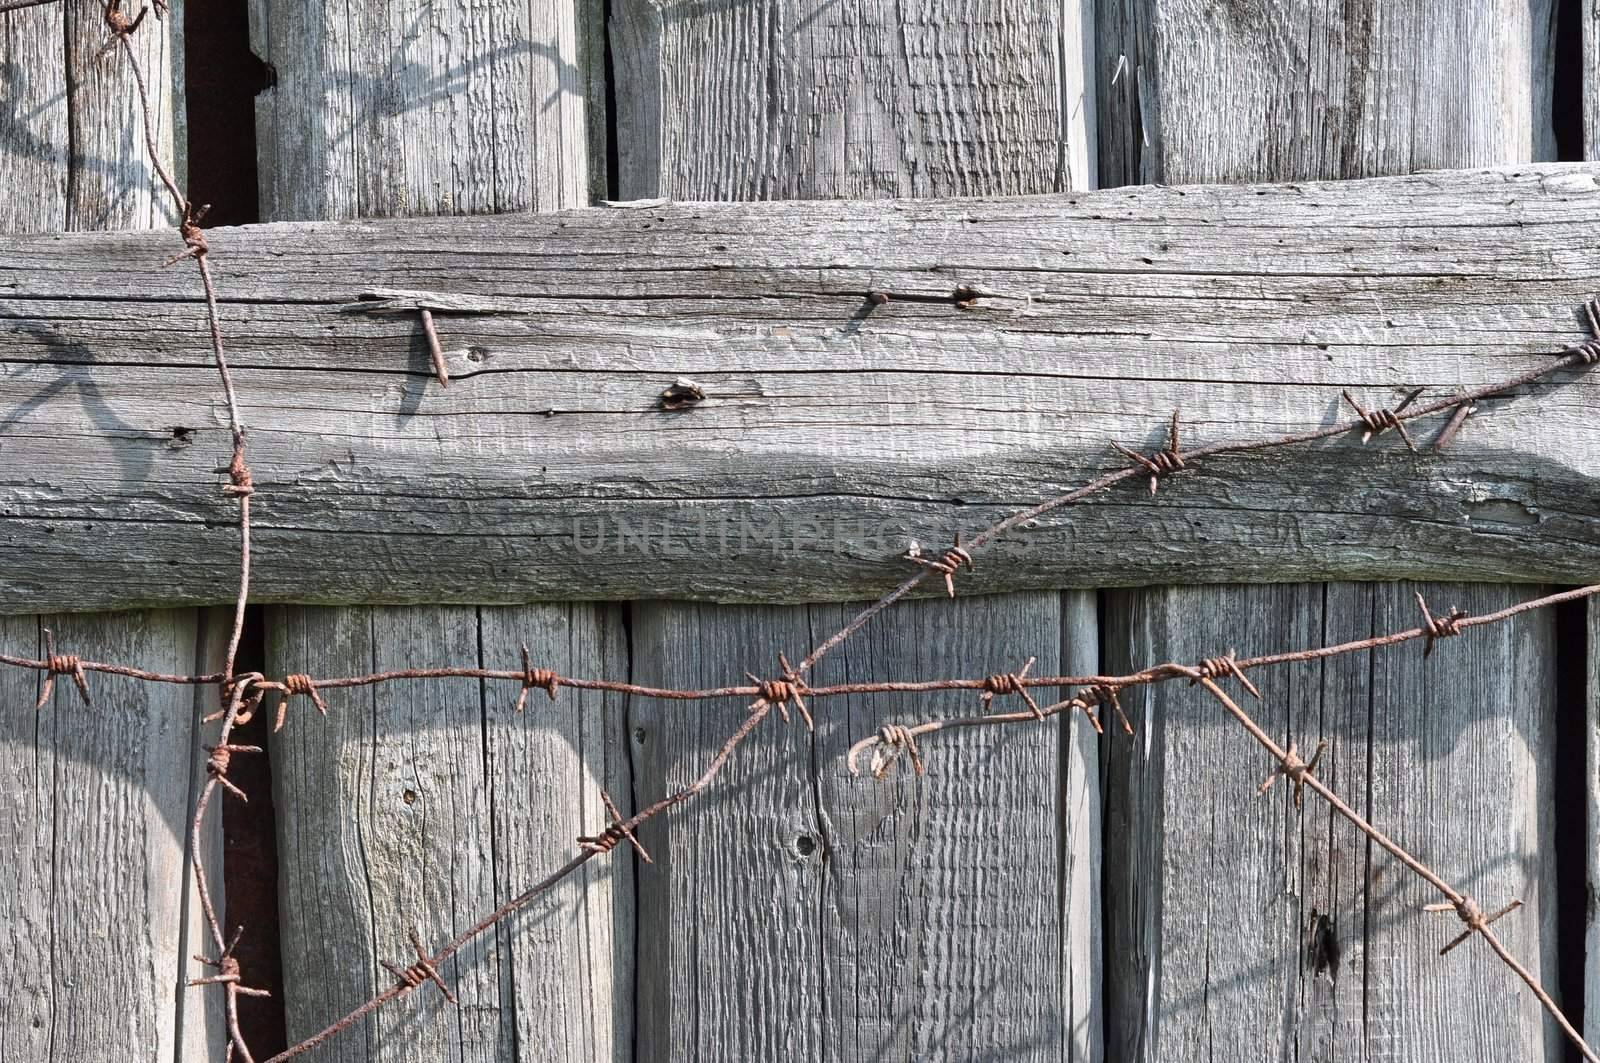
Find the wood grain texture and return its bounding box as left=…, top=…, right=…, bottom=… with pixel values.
left=1587, top=0, right=1599, bottom=163
left=250, top=1, right=631, bottom=1053
left=267, top=604, right=631, bottom=1061
left=3, top=165, right=1600, bottom=611
left=1096, top=0, right=1556, bottom=187
left=0, top=0, right=185, bottom=232
left=610, top=0, right=1096, bottom=201
left=0, top=9, right=214, bottom=1058
left=629, top=593, right=1099, bottom=1060
left=248, top=0, right=604, bottom=220
left=0, top=610, right=224, bottom=1061
left=1103, top=583, right=1559, bottom=1061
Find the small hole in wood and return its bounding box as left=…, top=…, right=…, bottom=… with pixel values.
left=402, top=789, right=418, bottom=805
left=794, top=834, right=817, bottom=857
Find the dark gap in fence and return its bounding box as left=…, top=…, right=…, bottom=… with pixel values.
left=1554, top=0, right=1584, bottom=162
left=621, top=600, right=642, bottom=1063
left=1553, top=594, right=1588, bottom=1061
left=182, top=0, right=266, bottom=225
left=602, top=0, right=621, bottom=202
left=219, top=604, right=287, bottom=1057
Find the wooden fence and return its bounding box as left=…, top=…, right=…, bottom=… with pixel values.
left=0, top=0, right=1597, bottom=1060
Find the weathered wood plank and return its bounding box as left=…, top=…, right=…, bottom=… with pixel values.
left=3, top=165, right=1599, bottom=611
left=1096, top=0, right=1556, bottom=186
left=1104, top=583, right=1558, bottom=1060
left=1587, top=0, right=1599, bottom=163
left=248, top=0, right=604, bottom=219
left=251, top=2, right=631, bottom=1054
left=630, top=594, right=1097, bottom=1059
left=610, top=0, right=1095, bottom=201
left=267, top=605, right=631, bottom=1060
left=0, top=610, right=224, bottom=1061
left=0, top=5, right=215, bottom=1058
left=618, top=6, right=1100, bottom=1058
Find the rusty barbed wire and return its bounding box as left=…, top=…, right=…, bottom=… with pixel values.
left=3, top=7, right=1599, bottom=1056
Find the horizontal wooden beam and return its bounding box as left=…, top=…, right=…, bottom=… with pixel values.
left=2, top=164, right=1598, bottom=612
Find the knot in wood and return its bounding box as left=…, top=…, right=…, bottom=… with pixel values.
left=905, top=534, right=974, bottom=598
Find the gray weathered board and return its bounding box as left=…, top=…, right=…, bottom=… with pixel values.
left=2, top=166, right=1599, bottom=613
left=0, top=2, right=223, bottom=1059
left=1096, top=0, right=1556, bottom=187
left=611, top=5, right=1102, bottom=1057
left=1096, top=2, right=1567, bottom=1060
left=1103, top=584, right=1558, bottom=1059
left=247, top=0, right=637, bottom=1057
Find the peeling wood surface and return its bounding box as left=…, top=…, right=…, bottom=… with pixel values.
left=1096, top=0, right=1556, bottom=187
left=1103, top=583, right=1559, bottom=1061
left=3, top=166, right=1599, bottom=611
left=266, top=604, right=633, bottom=1061
left=630, top=593, right=1101, bottom=1060
left=248, top=0, right=605, bottom=220
left=610, top=0, right=1095, bottom=201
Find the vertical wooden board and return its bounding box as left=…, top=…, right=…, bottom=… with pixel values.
left=1, top=7, right=205, bottom=1056
left=610, top=0, right=1096, bottom=200
left=630, top=603, right=825, bottom=1058
left=614, top=0, right=1098, bottom=1054
left=805, top=591, right=1100, bottom=1061
left=1104, top=583, right=1558, bottom=1060
left=62, top=0, right=185, bottom=230
left=1103, top=583, right=1347, bottom=1060
left=269, top=605, right=506, bottom=1059
left=0, top=611, right=213, bottom=1061
left=477, top=604, right=633, bottom=1063
left=269, top=603, right=630, bottom=1060
left=251, top=0, right=620, bottom=1050
left=0, top=4, right=68, bottom=232
left=248, top=0, right=601, bottom=221
left=1589, top=0, right=1599, bottom=162
left=1359, top=583, right=1557, bottom=1060
left=1097, top=0, right=1556, bottom=186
